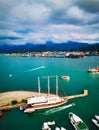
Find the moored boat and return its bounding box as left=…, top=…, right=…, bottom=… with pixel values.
left=42, top=122, right=51, bottom=130
left=24, top=108, right=35, bottom=113
left=92, top=119, right=99, bottom=127
left=19, top=106, right=24, bottom=111
left=68, top=112, right=89, bottom=130
left=55, top=127, right=61, bottom=130
left=47, top=121, right=55, bottom=125
left=88, top=66, right=99, bottom=73
left=61, top=127, right=67, bottom=130
left=19, top=104, right=27, bottom=111
left=25, top=76, right=67, bottom=110
left=1, top=107, right=11, bottom=111
left=95, top=115, right=99, bottom=121
left=55, top=127, right=66, bottom=130
left=0, top=111, right=3, bottom=117
left=61, top=76, right=70, bottom=80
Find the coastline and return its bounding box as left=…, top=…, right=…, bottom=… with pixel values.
left=0, top=91, right=56, bottom=110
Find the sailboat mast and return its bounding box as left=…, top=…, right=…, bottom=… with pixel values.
left=48, top=76, right=50, bottom=96
left=38, top=77, right=40, bottom=96
left=56, top=75, right=58, bottom=95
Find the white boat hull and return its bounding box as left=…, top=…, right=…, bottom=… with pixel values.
left=24, top=108, right=35, bottom=113
left=95, top=115, right=99, bottom=121
left=92, top=119, right=99, bottom=127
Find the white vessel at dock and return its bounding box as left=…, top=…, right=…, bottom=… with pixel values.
left=24, top=108, right=35, bottom=113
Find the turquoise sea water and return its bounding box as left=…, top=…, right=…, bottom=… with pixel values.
left=0, top=56, right=99, bottom=130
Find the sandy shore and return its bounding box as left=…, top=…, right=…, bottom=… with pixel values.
left=0, top=91, right=55, bottom=110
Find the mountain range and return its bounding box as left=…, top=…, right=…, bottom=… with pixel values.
left=0, top=41, right=99, bottom=53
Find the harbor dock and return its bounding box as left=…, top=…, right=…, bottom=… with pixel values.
left=0, top=90, right=88, bottom=110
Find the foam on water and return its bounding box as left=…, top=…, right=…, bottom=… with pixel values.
left=25, top=66, right=45, bottom=72
left=44, top=103, right=75, bottom=115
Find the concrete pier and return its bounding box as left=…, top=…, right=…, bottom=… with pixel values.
left=67, top=90, right=88, bottom=100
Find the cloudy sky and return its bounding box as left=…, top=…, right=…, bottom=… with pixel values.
left=0, top=0, right=99, bottom=45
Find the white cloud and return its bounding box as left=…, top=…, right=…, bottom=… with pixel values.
left=0, top=0, right=99, bottom=45
left=67, top=6, right=86, bottom=21
left=0, top=29, right=21, bottom=38
left=11, top=3, right=51, bottom=24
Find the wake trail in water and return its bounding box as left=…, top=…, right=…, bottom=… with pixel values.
left=44, top=103, right=75, bottom=115
left=25, top=66, right=45, bottom=72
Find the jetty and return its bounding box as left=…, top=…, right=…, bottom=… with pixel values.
left=67, top=90, right=88, bottom=100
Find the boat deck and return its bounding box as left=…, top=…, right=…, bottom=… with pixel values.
left=29, top=99, right=68, bottom=110
left=77, top=122, right=88, bottom=130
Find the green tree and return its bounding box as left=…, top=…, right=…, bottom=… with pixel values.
left=11, top=100, right=18, bottom=105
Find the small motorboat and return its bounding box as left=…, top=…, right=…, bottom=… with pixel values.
left=19, top=104, right=27, bottom=110
left=0, top=111, right=3, bottom=117
left=87, top=66, right=99, bottom=73
left=42, top=120, right=55, bottom=130
left=47, top=121, right=55, bottom=125
left=42, top=122, right=51, bottom=130
left=61, top=127, right=67, bottom=130
left=24, top=108, right=35, bottom=113
left=55, top=127, right=61, bottom=130
left=19, top=106, right=24, bottom=111
left=92, top=119, right=99, bottom=127
left=95, top=115, right=99, bottom=121
left=55, top=127, right=67, bottom=130
left=61, top=76, right=70, bottom=80
left=69, top=112, right=89, bottom=130
left=1, top=107, right=11, bottom=111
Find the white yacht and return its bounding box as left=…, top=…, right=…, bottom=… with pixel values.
left=26, top=76, right=67, bottom=110
left=68, top=112, right=89, bottom=130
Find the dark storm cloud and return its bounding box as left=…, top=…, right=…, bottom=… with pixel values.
left=0, top=36, right=21, bottom=40
left=76, top=0, right=99, bottom=13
